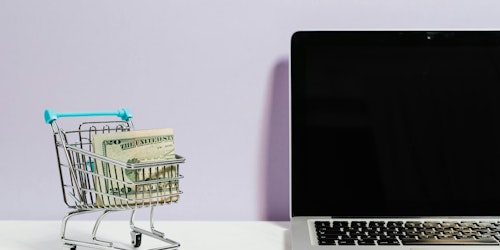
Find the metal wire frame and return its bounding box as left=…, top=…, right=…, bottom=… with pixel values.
left=49, top=119, right=184, bottom=250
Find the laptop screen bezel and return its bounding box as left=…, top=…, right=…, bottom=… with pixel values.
left=290, top=30, right=500, bottom=218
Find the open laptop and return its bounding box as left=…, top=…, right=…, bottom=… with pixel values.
left=290, top=31, right=500, bottom=249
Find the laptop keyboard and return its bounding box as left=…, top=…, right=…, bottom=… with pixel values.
left=315, top=220, right=500, bottom=246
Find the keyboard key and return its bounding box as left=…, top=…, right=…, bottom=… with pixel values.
left=405, top=221, right=423, bottom=227
left=419, top=235, right=437, bottom=239
left=400, top=236, right=416, bottom=240
left=358, top=239, right=376, bottom=245
left=387, top=221, right=404, bottom=227
left=378, top=239, right=400, bottom=245
left=457, top=235, right=475, bottom=240
left=441, top=222, right=458, bottom=228
left=338, top=239, right=355, bottom=245
left=315, top=221, right=330, bottom=227
left=317, top=235, right=339, bottom=240
left=476, top=235, right=496, bottom=240
left=437, top=235, right=455, bottom=239
left=332, top=221, right=348, bottom=227
left=477, top=222, right=495, bottom=228
left=407, top=232, right=422, bottom=237
left=351, top=221, right=367, bottom=227
left=390, top=232, right=407, bottom=237
left=421, top=229, right=437, bottom=234
left=369, top=221, right=386, bottom=227
left=459, top=222, right=477, bottom=228
left=339, top=237, right=358, bottom=241
left=402, top=238, right=499, bottom=245
left=316, top=230, right=345, bottom=236
left=423, top=222, right=441, bottom=228
left=318, top=239, right=336, bottom=245
left=368, top=231, right=386, bottom=237
left=360, top=236, right=378, bottom=241
left=350, top=231, right=366, bottom=237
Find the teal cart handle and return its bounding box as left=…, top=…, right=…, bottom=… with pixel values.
left=44, top=108, right=133, bottom=124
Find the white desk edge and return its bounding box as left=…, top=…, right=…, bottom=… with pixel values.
left=0, top=220, right=291, bottom=250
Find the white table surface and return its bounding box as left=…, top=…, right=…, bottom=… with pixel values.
left=0, top=220, right=290, bottom=250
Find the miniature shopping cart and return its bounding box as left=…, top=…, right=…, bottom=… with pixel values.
left=44, top=108, right=185, bottom=250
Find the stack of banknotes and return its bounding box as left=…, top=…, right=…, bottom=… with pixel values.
left=92, top=128, right=178, bottom=207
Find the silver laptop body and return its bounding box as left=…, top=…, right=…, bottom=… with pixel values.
left=290, top=31, right=500, bottom=250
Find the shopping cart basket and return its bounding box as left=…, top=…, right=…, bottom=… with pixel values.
left=44, top=108, right=185, bottom=250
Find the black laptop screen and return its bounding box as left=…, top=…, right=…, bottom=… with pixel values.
left=291, top=31, right=500, bottom=217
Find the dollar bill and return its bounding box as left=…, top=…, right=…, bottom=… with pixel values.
left=92, top=128, right=179, bottom=207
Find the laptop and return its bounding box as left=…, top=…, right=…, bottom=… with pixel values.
left=290, top=31, right=500, bottom=249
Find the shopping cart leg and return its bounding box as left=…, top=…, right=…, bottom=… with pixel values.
left=150, top=206, right=165, bottom=237
left=61, top=209, right=95, bottom=250
left=61, top=210, right=94, bottom=240
left=129, top=209, right=143, bottom=247
left=91, top=210, right=114, bottom=247
left=129, top=209, right=138, bottom=232
left=129, top=207, right=180, bottom=249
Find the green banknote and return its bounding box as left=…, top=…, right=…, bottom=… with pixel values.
left=92, top=128, right=178, bottom=207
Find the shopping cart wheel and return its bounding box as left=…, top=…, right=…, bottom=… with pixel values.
left=63, top=243, right=76, bottom=250
left=131, top=231, right=142, bottom=247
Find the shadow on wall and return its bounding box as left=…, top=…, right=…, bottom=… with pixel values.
left=261, top=59, right=290, bottom=221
